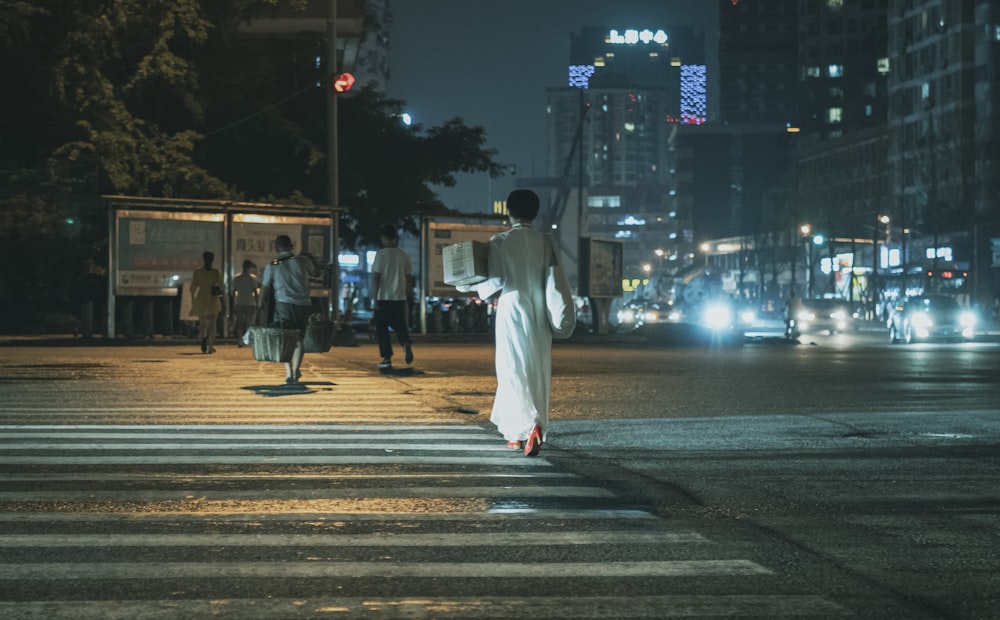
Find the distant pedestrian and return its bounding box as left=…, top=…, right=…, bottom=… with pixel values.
left=457, top=189, right=549, bottom=457
left=231, top=259, right=259, bottom=347
left=258, top=235, right=317, bottom=384
left=189, top=250, right=226, bottom=354
left=784, top=290, right=803, bottom=339
left=372, top=224, right=414, bottom=370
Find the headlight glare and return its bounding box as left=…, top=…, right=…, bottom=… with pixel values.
left=959, top=311, right=977, bottom=327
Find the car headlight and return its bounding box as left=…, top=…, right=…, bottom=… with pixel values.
left=797, top=310, right=816, bottom=322
left=910, top=313, right=933, bottom=328
left=959, top=311, right=977, bottom=328
left=703, top=304, right=733, bottom=329
left=831, top=310, right=847, bottom=320
left=739, top=309, right=756, bottom=324
left=643, top=310, right=659, bottom=323
left=618, top=309, right=635, bottom=323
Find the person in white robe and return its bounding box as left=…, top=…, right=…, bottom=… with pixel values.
left=461, top=189, right=550, bottom=456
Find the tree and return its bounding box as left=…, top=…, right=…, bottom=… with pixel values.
left=0, top=0, right=502, bottom=331
left=337, top=88, right=501, bottom=246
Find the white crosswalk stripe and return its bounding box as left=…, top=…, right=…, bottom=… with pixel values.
left=0, top=424, right=847, bottom=618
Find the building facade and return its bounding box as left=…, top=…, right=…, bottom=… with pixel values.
left=544, top=26, right=706, bottom=280
left=887, top=0, right=999, bottom=305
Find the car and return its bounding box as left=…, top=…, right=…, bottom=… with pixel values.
left=794, top=298, right=854, bottom=335
left=615, top=299, right=665, bottom=331
left=888, top=295, right=977, bottom=344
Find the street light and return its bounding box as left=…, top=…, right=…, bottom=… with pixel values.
left=800, top=224, right=813, bottom=297
left=699, top=242, right=710, bottom=267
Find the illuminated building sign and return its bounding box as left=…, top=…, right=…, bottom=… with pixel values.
left=607, top=29, right=669, bottom=45
left=680, top=65, right=707, bottom=125
left=568, top=64, right=596, bottom=89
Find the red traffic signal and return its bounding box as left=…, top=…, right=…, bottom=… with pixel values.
left=332, top=72, right=355, bottom=93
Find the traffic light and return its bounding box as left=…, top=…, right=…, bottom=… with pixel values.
left=331, top=72, right=355, bottom=93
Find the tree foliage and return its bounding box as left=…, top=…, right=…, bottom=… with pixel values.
left=0, top=0, right=501, bottom=331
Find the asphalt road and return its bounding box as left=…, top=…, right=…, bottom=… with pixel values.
left=1, top=328, right=998, bottom=618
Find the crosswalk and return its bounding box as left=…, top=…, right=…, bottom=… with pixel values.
left=0, top=363, right=447, bottom=425
left=0, top=424, right=848, bottom=618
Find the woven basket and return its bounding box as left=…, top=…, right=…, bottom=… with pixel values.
left=248, top=327, right=300, bottom=362
left=304, top=321, right=334, bottom=353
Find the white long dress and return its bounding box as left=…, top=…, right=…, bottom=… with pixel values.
left=475, top=223, right=552, bottom=442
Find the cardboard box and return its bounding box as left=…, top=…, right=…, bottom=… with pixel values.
left=442, top=240, right=489, bottom=286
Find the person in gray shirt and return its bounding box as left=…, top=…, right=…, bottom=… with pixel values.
left=258, top=235, right=317, bottom=384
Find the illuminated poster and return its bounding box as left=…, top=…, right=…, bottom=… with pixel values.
left=116, top=210, right=224, bottom=295
left=579, top=237, right=624, bottom=298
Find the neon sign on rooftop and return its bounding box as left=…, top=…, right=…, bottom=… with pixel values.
left=607, top=29, right=669, bottom=45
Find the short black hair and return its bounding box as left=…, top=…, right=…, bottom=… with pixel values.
left=506, top=189, right=540, bottom=221
left=275, top=234, right=293, bottom=252
left=379, top=224, right=398, bottom=240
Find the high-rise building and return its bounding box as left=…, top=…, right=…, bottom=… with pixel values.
left=544, top=26, right=707, bottom=279
left=887, top=0, right=995, bottom=303
left=718, top=0, right=799, bottom=127
left=798, top=0, right=889, bottom=142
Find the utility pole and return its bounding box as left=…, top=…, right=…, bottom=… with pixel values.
left=327, top=0, right=339, bottom=212
left=326, top=0, right=340, bottom=319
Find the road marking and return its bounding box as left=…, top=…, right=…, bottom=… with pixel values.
left=0, top=424, right=478, bottom=429
left=0, top=531, right=709, bottom=547
left=0, top=509, right=659, bottom=522
left=0, top=455, right=552, bottom=466
left=0, top=596, right=848, bottom=619
left=0, top=559, right=773, bottom=579
left=0, top=471, right=580, bottom=482
left=0, top=485, right=617, bottom=502
left=2, top=442, right=519, bottom=451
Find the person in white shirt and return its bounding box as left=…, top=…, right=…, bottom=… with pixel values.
left=372, top=224, right=414, bottom=370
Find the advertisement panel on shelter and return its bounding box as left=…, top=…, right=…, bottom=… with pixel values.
left=115, top=210, right=224, bottom=296
left=231, top=214, right=332, bottom=291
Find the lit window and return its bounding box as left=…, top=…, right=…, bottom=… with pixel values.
left=827, top=0, right=843, bottom=8
left=338, top=253, right=360, bottom=267
left=995, top=25, right=1000, bottom=41
left=588, top=195, right=621, bottom=208
left=865, top=104, right=872, bottom=117
left=806, top=66, right=821, bottom=78
left=921, top=82, right=930, bottom=100
left=926, top=247, right=953, bottom=262
left=877, top=57, right=889, bottom=74
left=827, top=107, right=843, bottom=123
left=828, top=64, right=844, bottom=78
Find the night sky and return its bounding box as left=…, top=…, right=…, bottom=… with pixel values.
left=388, top=1, right=718, bottom=213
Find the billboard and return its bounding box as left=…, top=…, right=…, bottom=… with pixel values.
left=231, top=214, right=332, bottom=285
left=114, top=210, right=334, bottom=297
left=579, top=237, right=624, bottom=298
left=115, top=210, right=224, bottom=295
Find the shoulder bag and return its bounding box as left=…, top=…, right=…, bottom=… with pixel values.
left=543, top=235, right=576, bottom=339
